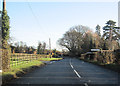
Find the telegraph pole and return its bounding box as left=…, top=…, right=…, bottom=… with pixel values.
left=118, top=1, right=120, bottom=46
left=49, top=38, right=51, bottom=58
left=3, top=0, right=6, bottom=11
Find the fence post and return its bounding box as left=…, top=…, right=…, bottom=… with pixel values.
left=11, top=54, right=13, bottom=67
left=30, top=54, right=31, bottom=62
left=17, top=54, right=19, bottom=65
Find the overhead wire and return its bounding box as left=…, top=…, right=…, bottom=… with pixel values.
left=26, top=0, right=44, bottom=32
left=25, top=0, right=50, bottom=49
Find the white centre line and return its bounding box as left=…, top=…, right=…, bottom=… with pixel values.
left=69, top=59, right=88, bottom=85
left=73, top=69, right=81, bottom=78
left=84, top=83, right=88, bottom=86
left=71, top=65, right=73, bottom=69
left=69, top=59, right=81, bottom=78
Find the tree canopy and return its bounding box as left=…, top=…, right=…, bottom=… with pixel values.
left=103, top=20, right=120, bottom=50
left=58, top=20, right=120, bottom=56
left=58, top=25, right=95, bottom=56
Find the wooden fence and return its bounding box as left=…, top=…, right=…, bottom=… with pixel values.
left=1, top=49, right=49, bottom=71
left=10, top=53, right=49, bottom=67
left=10, top=53, right=38, bottom=67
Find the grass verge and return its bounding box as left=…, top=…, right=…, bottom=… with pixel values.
left=38, top=57, right=63, bottom=61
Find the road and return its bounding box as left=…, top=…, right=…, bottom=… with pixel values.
left=5, top=57, right=120, bottom=86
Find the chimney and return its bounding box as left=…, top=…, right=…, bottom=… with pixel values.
left=3, top=0, right=6, bottom=11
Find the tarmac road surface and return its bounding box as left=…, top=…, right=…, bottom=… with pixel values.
left=4, top=57, right=120, bottom=86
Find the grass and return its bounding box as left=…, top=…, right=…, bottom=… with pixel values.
left=9, top=57, right=63, bottom=66
left=38, top=57, right=63, bottom=61
left=3, top=60, right=44, bottom=76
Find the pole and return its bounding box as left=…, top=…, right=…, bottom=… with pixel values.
left=3, top=0, right=6, bottom=11
left=49, top=38, right=51, bottom=58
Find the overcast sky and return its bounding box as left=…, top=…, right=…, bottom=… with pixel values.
left=1, top=0, right=119, bottom=50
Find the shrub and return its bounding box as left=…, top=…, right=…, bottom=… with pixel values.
left=2, top=49, right=10, bottom=72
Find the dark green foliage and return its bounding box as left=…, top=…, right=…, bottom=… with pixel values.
left=103, top=20, right=119, bottom=41
left=37, top=42, right=46, bottom=54
left=37, top=42, right=42, bottom=54
left=2, top=10, right=10, bottom=49
left=95, top=25, right=101, bottom=37
left=103, top=20, right=120, bottom=50
left=1, top=10, right=10, bottom=71
left=12, top=41, right=36, bottom=54
left=114, top=49, right=120, bottom=64
left=2, top=49, right=11, bottom=72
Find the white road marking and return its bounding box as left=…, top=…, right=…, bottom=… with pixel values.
left=71, top=65, right=73, bottom=69
left=69, top=59, right=88, bottom=85
left=70, top=59, right=81, bottom=78
left=73, top=69, right=81, bottom=78
left=84, top=83, right=88, bottom=86
left=70, top=59, right=71, bottom=64
left=88, top=80, right=91, bottom=82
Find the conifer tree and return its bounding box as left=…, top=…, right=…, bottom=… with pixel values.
left=2, top=10, right=10, bottom=49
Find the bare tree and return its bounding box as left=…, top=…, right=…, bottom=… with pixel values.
left=58, top=25, right=91, bottom=56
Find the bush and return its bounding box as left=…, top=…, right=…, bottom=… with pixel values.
left=2, top=49, right=10, bottom=72
left=114, top=49, right=120, bottom=64
left=81, top=50, right=116, bottom=64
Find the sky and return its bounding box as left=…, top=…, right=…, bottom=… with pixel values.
left=0, top=0, right=119, bottom=50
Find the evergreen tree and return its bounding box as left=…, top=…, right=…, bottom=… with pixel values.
left=102, top=20, right=120, bottom=50
left=95, top=25, right=101, bottom=37
left=37, top=42, right=42, bottom=54
left=1, top=2, right=10, bottom=71
left=2, top=10, right=10, bottom=49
